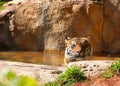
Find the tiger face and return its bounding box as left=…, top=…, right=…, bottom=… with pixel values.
left=64, top=36, right=92, bottom=65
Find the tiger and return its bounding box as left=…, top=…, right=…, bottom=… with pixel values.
left=64, top=36, right=93, bottom=66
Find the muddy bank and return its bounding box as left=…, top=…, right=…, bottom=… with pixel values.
left=0, top=60, right=114, bottom=84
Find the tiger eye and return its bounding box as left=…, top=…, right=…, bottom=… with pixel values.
left=71, top=43, right=76, bottom=48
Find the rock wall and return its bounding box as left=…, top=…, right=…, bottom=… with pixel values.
left=0, top=0, right=120, bottom=55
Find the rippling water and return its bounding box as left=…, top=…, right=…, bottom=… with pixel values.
left=0, top=51, right=119, bottom=66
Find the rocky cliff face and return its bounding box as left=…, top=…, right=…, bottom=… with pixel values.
left=0, top=0, right=120, bottom=55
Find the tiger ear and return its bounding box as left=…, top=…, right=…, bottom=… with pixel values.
left=65, top=36, right=71, bottom=40
left=85, top=35, right=93, bottom=41
left=65, top=36, right=71, bottom=44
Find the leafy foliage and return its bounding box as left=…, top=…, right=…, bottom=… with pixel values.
left=44, top=65, right=86, bottom=86
left=0, top=0, right=13, bottom=10
left=0, top=69, right=38, bottom=86
left=0, top=1, right=6, bottom=5
left=102, top=60, right=120, bottom=78
left=44, top=81, right=61, bottom=86
left=0, top=1, right=7, bottom=10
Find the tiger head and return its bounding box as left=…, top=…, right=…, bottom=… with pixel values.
left=64, top=36, right=92, bottom=65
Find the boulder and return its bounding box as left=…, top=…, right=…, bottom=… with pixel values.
left=102, top=0, right=120, bottom=54
left=68, top=60, right=114, bottom=76
left=0, top=60, right=114, bottom=84
left=0, top=60, right=66, bottom=84
left=0, top=0, right=120, bottom=55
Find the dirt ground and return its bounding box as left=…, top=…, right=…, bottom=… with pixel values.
left=74, top=74, right=120, bottom=86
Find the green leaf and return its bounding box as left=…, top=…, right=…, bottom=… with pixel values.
left=16, top=75, right=38, bottom=86
left=0, top=69, right=16, bottom=80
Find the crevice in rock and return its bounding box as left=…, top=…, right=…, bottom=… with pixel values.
left=101, top=0, right=107, bottom=44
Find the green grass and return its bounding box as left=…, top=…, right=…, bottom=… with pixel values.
left=0, top=69, right=38, bottom=86
left=102, top=60, right=120, bottom=78
left=0, top=1, right=7, bottom=5
left=44, top=65, right=87, bottom=86
left=0, top=5, right=4, bottom=10
left=44, top=81, right=61, bottom=86
left=0, top=1, right=8, bottom=10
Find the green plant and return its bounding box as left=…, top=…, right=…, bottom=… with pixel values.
left=102, top=60, right=120, bottom=78
left=0, top=69, right=38, bottom=86
left=58, top=65, right=86, bottom=86
left=44, top=81, right=61, bottom=86
left=0, top=1, right=12, bottom=10
left=44, top=66, right=86, bottom=86
left=110, top=60, right=120, bottom=71
left=0, top=1, right=6, bottom=5
left=0, top=1, right=6, bottom=10
left=102, top=68, right=113, bottom=78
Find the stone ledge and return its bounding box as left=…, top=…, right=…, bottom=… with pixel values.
left=0, top=60, right=66, bottom=84
left=0, top=60, right=115, bottom=84
left=68, top=60, right=114, bottom=76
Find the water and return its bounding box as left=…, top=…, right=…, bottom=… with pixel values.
left=0, top=51, right=119, bottom=66
left=0, top=51, right=64, bottom=66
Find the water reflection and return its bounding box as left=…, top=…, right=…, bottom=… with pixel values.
left=0, top=51, right=119, bottom=66
left=0, top=51, right=64, bottom=66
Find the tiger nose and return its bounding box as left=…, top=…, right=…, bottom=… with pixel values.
left=76, top=50, right=81, bottom=53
